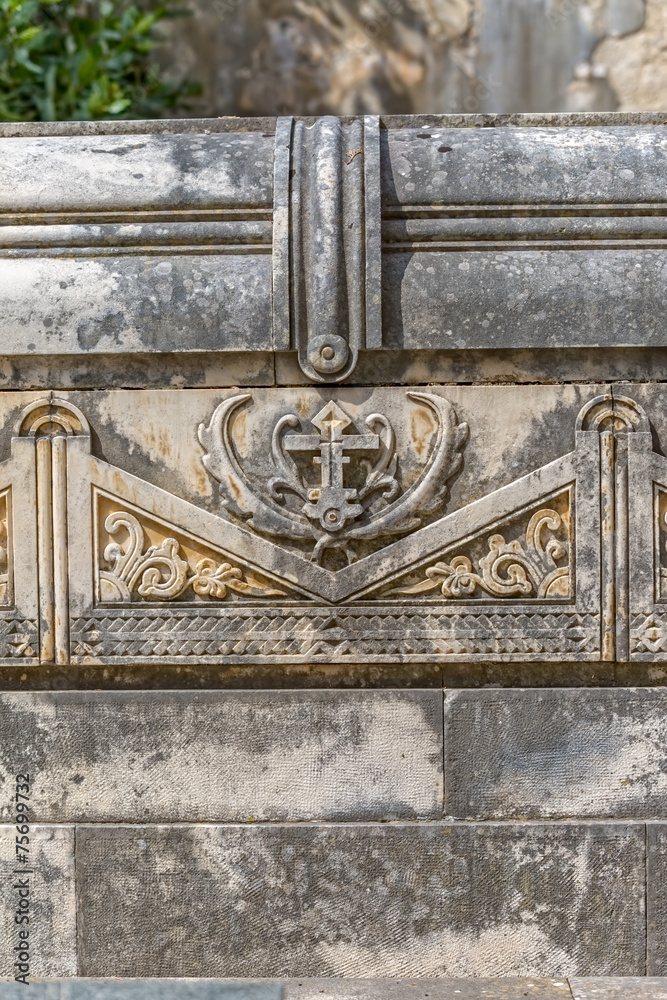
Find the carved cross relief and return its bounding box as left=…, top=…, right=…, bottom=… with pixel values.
left=0, top=388, right=663, bottom=668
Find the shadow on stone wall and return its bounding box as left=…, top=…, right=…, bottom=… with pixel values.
left=158, top=0, right=665, bottom=117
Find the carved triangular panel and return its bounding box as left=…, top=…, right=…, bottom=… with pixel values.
left=367, top=489, right=573, bottom=603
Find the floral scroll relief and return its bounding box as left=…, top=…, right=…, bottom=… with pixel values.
left=389, top=508, right=570, bottom=600
left=98, top=511, right=286, bottom=603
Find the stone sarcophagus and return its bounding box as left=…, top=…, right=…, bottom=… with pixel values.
left=3, top=113, right=667, bottom=982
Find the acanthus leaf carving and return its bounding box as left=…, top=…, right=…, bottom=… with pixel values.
left=189, top=557, right=285, bottom=599
left=198, top=391, right=468, bottom=566
left=99, top=511, right=286, bottom=604
left=386, top=507, right=570, bottom=601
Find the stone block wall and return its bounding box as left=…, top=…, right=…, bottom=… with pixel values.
left=1, top=112, right=667, bottom=981
left=3, top=689, right=667, bottom=975
left=162, top=0, right=666, bottom=118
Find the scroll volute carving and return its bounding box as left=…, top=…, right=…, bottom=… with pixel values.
left=96, top=500, right=288, bottom=605
left=385, top=493, right=572, bottom=602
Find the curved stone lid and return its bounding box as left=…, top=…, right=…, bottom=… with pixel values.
left=0, top=112, right=665, bottom=387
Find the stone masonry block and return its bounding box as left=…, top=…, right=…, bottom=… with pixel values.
left=76, top=823, right=645, bottom=978
left=0, top=691, right=442, bottom=822
left=445, top=688, right=667, bottom=820
left=647, top=824, right=667, bottom=975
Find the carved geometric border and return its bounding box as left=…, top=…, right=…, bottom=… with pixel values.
left=0, top=616, right=39, bottom=662
left=70, top=608, right=601, bottom=662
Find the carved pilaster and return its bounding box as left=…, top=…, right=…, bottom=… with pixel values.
left=17, top=396, right=90, bottom=666
left=576, top=395, right=652, bottom=662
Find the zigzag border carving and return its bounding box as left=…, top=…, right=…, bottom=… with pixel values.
left=70, top=609, right=601, bottom=662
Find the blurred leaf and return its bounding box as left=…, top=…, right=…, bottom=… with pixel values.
left=0, top=0, right=197, bottom=120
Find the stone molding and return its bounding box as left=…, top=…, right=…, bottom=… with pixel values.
left=0, top=117, right=666, bottom=387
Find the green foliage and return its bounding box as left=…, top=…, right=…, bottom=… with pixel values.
left=0, top=0, right=199, bottom=121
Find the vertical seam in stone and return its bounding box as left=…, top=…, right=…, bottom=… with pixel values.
left=600, top=427, right=616, bottom=662
left=363, top=115, right=382, bottom=351
left=36, top=435, right=54, bottom=664
left=271, top=116, right=293, bottom=354
left=441, top=688, right=447, bottom=819
left=52, top=434, right=70, bottom=665
left=74, top=822, right=80, bottom=976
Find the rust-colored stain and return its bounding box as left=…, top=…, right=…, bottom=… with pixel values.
left=409, top=405, right=436, bottom=462
left=232, top=409, right=248, bottom=456
left=229, top=479, right=242, bottom=502
left=296, top=393, right=312, bottom=419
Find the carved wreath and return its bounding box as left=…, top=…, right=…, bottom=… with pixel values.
left=198, top=391, right=468, bottom=565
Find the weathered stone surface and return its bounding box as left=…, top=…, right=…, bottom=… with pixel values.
left=382, top=126, right=667, bottom=206
left=384, top=250, right=667, bottom=353
left=0, top=383, right=666, bottom=669
left=571, top=979, right=667, bottom=999
left=0, top=256, right=272, bottom=356
left=0, top=130, right=274, bottom=359
left=0, top=984, right=282, bottom=999
left=0, top=133, right=274, bottom=211
left=444, top=688, right=667, bottom=820
left=0, top=690, right=442, bottom=822
left=1, top=118, right=666, bottom=380
left=0, top=384, right=591, bottom=517
left=0, top=826, right=75, bottom=978
left=647, top=824, right=667, bottom=974
left=0, top=385, right=596, bottom=666
left=76, top=823, right=645, bottom=978
left=278, top=978, right=573, bottom=999
left=1, top=114, right=666, bottom=140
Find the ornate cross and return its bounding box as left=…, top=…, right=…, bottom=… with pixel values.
left=283, top=401, right=379, bottom=532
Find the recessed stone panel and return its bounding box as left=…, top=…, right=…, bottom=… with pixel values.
left=0, top=384, right=664, bottom=668
left=76, top=823, right=645, bottom=978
